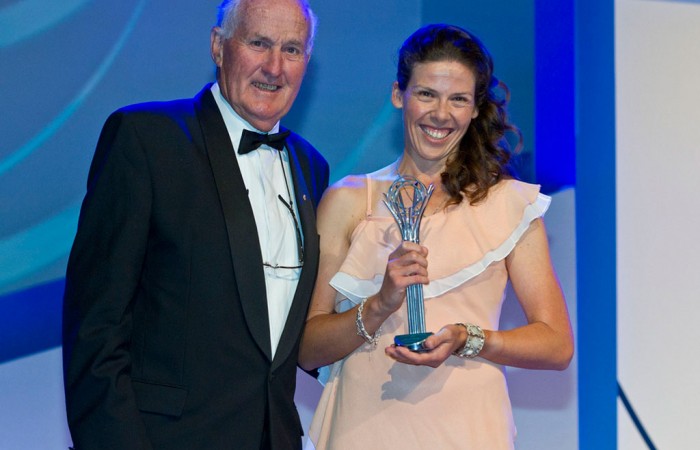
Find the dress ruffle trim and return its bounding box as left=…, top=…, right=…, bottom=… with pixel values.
left=330, top=192, right=550, bottom=307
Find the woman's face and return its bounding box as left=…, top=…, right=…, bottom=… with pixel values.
left=392, top=60, right=479, bottom=166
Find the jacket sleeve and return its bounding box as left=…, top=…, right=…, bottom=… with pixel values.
left=63, top=110, right=154, bottom=450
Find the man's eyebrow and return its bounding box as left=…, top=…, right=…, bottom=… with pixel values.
left=244, top=34, right=305, bottom=47
left=247, top=33, right=272, bottom=41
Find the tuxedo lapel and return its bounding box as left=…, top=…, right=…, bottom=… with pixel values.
left=273, top=132, right=318, bottom=368
left=194, top=86, right=272, bottom=360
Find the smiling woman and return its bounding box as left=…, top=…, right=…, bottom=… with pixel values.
left=391, top=60, right=479, bottom=169
left=299, top=24, right=572, bottom=450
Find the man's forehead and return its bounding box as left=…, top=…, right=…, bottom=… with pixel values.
left=238, top=2, right=308, bottom=35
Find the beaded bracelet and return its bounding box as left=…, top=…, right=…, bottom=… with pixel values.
left=356, top=298, right=381, bottom=348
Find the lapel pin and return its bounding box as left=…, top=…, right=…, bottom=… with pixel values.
left=303, top=194, right=307, bottom=201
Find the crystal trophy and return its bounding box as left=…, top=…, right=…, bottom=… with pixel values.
left=383, top=176, right=435, bottom=352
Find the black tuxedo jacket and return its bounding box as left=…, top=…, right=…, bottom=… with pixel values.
left=63, top=85, right=329, bottom=450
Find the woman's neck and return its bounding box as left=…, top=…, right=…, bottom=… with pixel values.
left=395, top=156, right=445, bottom=189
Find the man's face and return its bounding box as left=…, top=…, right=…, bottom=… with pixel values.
left=211, top=0, right=310, bottom=131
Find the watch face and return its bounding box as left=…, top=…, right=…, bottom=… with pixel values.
left=467, top=324, right=483, bottom=337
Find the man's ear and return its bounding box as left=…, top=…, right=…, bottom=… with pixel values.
left=210, top=27, right=224, bottom=67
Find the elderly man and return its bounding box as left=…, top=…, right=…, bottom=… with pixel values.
left=62, top=1, right=328, bottom=449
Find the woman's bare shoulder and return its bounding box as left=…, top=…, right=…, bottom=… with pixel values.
left=321, top=174, right=367, bottom=206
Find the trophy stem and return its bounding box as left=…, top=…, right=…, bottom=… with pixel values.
left=406, top=284, right=426, bottom=334
left=383, top=176, right=434, bottom=352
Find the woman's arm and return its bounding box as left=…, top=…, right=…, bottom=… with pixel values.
left=386, top=218, right=573, bottom=371
left=480, top=217, right=574, bottom=370
left=298, top=177, right=429, bottom=371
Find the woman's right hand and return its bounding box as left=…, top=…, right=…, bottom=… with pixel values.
left=376, top=241, right=430, bottom=314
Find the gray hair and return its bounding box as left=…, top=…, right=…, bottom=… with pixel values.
left=216, top=0, right=317, bottom=55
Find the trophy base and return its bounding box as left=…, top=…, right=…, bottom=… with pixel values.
left=394, top=332, right=434, bottom=352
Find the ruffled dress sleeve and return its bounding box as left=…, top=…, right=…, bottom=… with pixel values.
left=329, top=179, right=550, bottom=311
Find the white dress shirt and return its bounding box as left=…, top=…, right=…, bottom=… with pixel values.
left=211, top=83, right=301, bottom=358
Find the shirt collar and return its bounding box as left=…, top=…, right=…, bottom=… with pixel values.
left=210, top=82, right=280, bottom=148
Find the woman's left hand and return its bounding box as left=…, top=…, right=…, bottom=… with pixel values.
left=384, top=324, right=466, bottom=368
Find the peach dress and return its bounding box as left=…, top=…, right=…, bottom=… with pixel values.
left=308, top=178, right=550, bottom=450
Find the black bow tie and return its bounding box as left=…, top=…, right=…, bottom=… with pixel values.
left=237, top=129, right=290, bottom=154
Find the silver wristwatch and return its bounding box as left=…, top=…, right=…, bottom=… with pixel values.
left=453, top=323, right=485, bottom=358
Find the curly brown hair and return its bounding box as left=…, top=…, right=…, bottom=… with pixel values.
left=396, top=24, right=522, bottom=205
